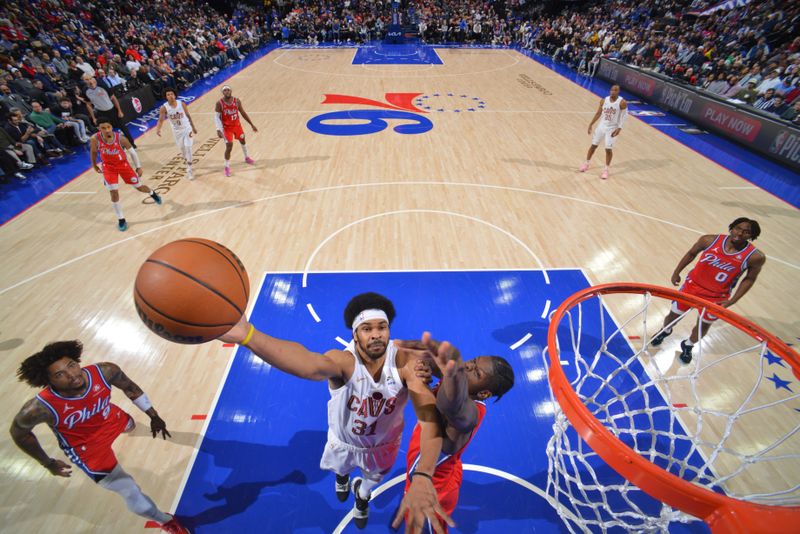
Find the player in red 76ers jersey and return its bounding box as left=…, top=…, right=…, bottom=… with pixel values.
left=9, top=340, right=188, bottom=534
left=392, top=333, right=515, bottom=534
left=90, top=119, right=162, bottom=232
left=650, top=217, right=765, bottom=364
left=219, top=293, right=444, bottom=529
left=214, top=85, right=258, bottom=177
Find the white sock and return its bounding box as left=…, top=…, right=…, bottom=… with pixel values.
left=358, top=476, right=381, bottom=499
left=684, top=339, right=694, bottom=346
left=98, top=465, right=171, bottom=524
left=241, top=144, right=249, bottom=158
left=112, top=201, right=124, bottom=219
left=224, top=159, right=230, bottom=168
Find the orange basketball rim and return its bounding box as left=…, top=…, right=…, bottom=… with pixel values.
left=546, top=282, right=800, bottom=534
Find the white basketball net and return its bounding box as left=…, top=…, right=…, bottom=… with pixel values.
left=544, top=290, right=800, bottom=533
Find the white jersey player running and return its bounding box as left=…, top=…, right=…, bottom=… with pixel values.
left=219, top=292, right=444, bottom=530
left=156, top=89, right=198, bottom=180
left=579, top=84, right=628, bottom=180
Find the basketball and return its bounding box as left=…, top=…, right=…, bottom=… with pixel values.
left=134, top=238, right=249, bottom=344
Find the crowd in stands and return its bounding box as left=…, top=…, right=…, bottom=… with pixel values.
left=515, top=0, right=800, bottom=123
left=0, top=0, right=271, bottom=184
left=1, top=0, right=797, bottom=185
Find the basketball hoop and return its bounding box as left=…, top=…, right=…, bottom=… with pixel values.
left=545, top=283, right=800, bottom=533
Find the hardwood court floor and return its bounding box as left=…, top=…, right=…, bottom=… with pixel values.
left=1, top=47, right=798, bottom=532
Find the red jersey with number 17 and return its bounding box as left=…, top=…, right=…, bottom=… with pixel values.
left=686, top=234, right=758, bottom=295
left=219, top=98, right=241, bottom=128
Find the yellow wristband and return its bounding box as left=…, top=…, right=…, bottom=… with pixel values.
left=241, top=323, right=255, bottom=346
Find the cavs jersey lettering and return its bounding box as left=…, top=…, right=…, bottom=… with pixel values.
left=327, top=340, right=408, bottom=448
left=600, top=96, right=622, bottom=127
left=164, top=100, right=191, bottom=131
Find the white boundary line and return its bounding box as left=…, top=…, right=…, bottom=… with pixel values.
left=510, top=333, right=532, bottom=350
left=168, top=271, right=269, bottom=512
left=718, top=186, right=759, bottom=190
left=4, top=180, right=798, bottom=296
left=331, top=463, right=581, bottom=533
left=300, top=208, right=551, bottom=288
left=306, top=302, right=322, bottom=322
left=335, top=336, right=349, bottom=347
left=540, top=299, right=552, bottom=319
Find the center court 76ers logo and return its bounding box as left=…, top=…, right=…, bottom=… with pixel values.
left=306, top=93, right=433, bottom=136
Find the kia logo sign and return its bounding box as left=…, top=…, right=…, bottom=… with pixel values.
left=132, top=97, right=142, bottom=114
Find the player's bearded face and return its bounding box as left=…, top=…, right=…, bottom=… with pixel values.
left=47, top=357, right=86, bottom=393
left=355, top=320, right=389, bottom=360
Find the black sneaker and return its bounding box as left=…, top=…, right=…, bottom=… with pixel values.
left=335, top=474, right=350, bottom=502
left=118, top=218, right=128, bottom=232
left=679, top=340, right=693, bottom=364
left=352, top=477, right=370, bottom=529
left=151, top=192, right=162, bottom=205
left=651, top=328, right=673, bottom=346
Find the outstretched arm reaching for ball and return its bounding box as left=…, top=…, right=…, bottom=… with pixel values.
left=220, top=316, right=349, bottom=382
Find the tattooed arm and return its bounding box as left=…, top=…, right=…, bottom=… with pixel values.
left=97, top=362, right=171, bottom=439
left=9, top=398, right=72, bottom=477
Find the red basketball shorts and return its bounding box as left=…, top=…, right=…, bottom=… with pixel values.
left=672, top=278, right=729, bottom=322
left=72, top=412, right=133, bottom=480
left=102, top=164, right=140, bottom=190
left=223, top=123, right=245, bottom=143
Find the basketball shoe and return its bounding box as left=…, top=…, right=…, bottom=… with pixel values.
left=245, top=156, right=255, bottom=165
left=335, top=474, right=350, bottom=502
left=579, top=162, right=590, bottom=172
left=600, top=169, right=609, bottom=180
left=679, top=340, right=694, bottom=364
left=352, top=477, right=370, bottom=529
left=118, top=218, right=128, bottom=232
left=650, top=328, right=672, bottom=346
left=160, top=516, right=190, bottom=534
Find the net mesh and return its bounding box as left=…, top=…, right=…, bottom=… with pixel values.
left=544, top=288, right=800, bottom=533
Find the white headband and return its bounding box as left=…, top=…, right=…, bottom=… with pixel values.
left=222, top=85, right=231, bottom=92
left=352, top=309, right=388, bottom=333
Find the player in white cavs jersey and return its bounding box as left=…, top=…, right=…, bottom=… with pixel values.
left=156, top=89, right=198, bottom=180
left=219, top=292, right=444, bottom=529
left=579, top=84, right=628, bottom=179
